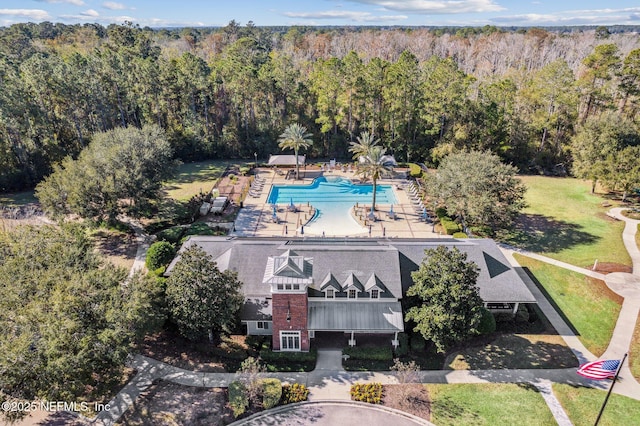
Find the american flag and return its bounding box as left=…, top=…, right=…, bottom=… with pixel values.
left=576, top=359, right=620, bottom=380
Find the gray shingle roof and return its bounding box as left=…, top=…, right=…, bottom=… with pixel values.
left=166, top=236, right=536, bottom=305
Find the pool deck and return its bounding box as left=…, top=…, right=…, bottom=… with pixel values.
left=232, top=168, right=442, bottom=239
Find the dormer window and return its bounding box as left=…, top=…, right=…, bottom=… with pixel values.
left=371, top=289, right=379, bottom=299
left=326, top=289, right=334, bottom=299
left=348, top=289, right=357, bottom=299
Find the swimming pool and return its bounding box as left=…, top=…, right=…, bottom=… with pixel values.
left=267, top=176, right=398, bottom=235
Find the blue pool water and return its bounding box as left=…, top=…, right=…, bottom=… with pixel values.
left=267, top=176, right=398, bottom=235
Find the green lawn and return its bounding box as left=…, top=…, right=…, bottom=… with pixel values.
left=426, top=383, right=556, bottom=425
left=514, top=254, right=622, bottom=356
left=163, top=160, right=230, bottom=201
left=553, top=384, right=640, bottom=426
left=0, top=190, right=38, bottom=206
left=631, top=313, right=640, bottom=382
left=501, top=176, right=630, bottom=268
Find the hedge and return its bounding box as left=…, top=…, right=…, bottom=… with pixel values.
left=260, top=378, right=282, bottom=410
left=440, top=217, right=460, bottom=235
left=259, top=348, right=317, bottom=363
left=281, top=383, right=309, bottom=404
left=394, top=332, right=409, bottom=357
left=145, top=241, right=175, bottom=270
left=228, top=381, right=248, bottom=418
left=452, top=232, right=468, bottom=238
left=410, top=333, right=426, bottom=352
left=408, top=163, right=422, bottom=178
left=156, top=225, right=185, bottom=243
left=343, top=346, right=393, bottom=361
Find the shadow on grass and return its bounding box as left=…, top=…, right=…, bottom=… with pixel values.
left=518, top=266, right=581, bottom=336
left=168, top=161, right=229, bottom=185
left=446, top=334, right=578, bottom=370
left=500, top=213, right=599, bottom=253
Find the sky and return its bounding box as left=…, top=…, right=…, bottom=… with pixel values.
left=1, top=1, right=640, bottom=28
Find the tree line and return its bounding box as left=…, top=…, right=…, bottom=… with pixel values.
left=1, top=21, right=639, bottom=192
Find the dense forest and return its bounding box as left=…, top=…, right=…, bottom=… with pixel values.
left=1, top=21, right=639, bottom=192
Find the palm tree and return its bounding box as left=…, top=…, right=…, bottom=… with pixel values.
left=353, top=134, right=392, bottom=212
left=349, top=131, right=378, bottom=161
left=278, top=123, right=313, bottom=180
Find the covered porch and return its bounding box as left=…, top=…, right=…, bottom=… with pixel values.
left=307, top=301, right=404, bottom=348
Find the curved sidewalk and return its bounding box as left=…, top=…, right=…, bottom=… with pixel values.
left=502, top=207, right=640, bottom=399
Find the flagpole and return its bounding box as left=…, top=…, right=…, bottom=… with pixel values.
left=594, top=353, right=627, bottom=426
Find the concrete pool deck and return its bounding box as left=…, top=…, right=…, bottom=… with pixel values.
left=232, top=168, right=442, bottom=239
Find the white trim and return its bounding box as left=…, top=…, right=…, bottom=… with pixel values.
left=280, top=330, right=301, bottom=351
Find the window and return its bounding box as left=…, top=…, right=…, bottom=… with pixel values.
left=256, top=321, right=269, bottom=329
left=280, top=331, right=300, bottom=351
left=348, top=289, right=357, bottom=299
left=293, top=284, right=300, bottom=290
left=371, top=289, right=379, bottom=299
left=277, top=284, right=284, bottom=290
left=285, top=284, right=292, bottom=290
left=326, top=289, right=334, bottom=299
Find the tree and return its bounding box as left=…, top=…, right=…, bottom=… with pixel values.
left=278, top=123, right=313, bottom=180
left=426, top=151, right=526, bottom=234
left=166, top=245, right=243, bottom=342
left=405, top=246, right=483, bottom=353
left=351, top=132, right=392, bottom=211
left=236, top=356, right=266, bottom=407
left=36, top=125, right=177, bottom=221
left=0, top=224, right=164, bottom=419
left=390, top=358, right=421, bottom=406
left=570, top=112, right=637, bottom=193
left=601, top=146, right=640, bottom=202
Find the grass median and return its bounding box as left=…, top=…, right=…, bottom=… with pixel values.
left=514, top=254, right=622, bottom=357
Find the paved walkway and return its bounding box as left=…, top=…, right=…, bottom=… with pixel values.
left=89, top=207, right=640, bottom=425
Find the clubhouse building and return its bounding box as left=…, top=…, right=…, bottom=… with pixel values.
left=166, top=237, right=536, bottom=352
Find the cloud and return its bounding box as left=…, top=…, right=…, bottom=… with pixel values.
left=80, top=9, right=99, bottom=17
left=343, top=0, right=505, bottom=14
left=102, top=2, right=127, bottom=10
left=283, top=10, right=407, bottom=22
left=34, top=0, right=85, bottom=5
left=0, top=9, right=51, bottom=21
left=491, top=7, right=640, bottom=26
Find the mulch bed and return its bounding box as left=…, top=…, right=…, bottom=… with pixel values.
left=383, top=384, right=431, bottom=420
left=138, top=330, right=231, bottom=373
left=587, top=262, right=632, bottom=274
left=118, top=381, right=233, bottom=426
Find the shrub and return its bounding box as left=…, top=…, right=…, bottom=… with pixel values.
left=440, top=217, right=460, bottom=235
left=258, top=348, right=317, bottom=371
left=343, top=346, right=393, bottom=361
left=156, top=226, right=185, bottom=243
left=350, top=383, right=383, bottom=404
left=477, top=307, right=497, bottom=334
left=245, top=335, right=266, bottom=351
left=452, top=232, right=468, bottom=238
left=145, top=241, right=176, bottom=270
left=395, top=333, right=409, bottom=357
left=260, top=378, right=282, bottom=409
left=435, top=207, right=448, bottom=219
left=410, top=333, right=426, bottom=352
left=281, top=383, right=309, bottom=404
left=408, top=163, right=422, bottom=178
left=228, top=381, right=249, bottom=418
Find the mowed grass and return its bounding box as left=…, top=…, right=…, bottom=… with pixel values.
left=426, top=383, right=556, bottom=425
left=631, top=313, right=640, bottom=382
left=163, top=160, right=230, bottom=201
left=0, top=190, right=38, bottom=207
left=553, top=384, right=640, bottom=426
left=502, top=176, right=629, bottom=268
left=514, top=254, right=622, bottom=356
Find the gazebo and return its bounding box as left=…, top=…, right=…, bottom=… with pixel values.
left=267, top=154, right=306, bottom=167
